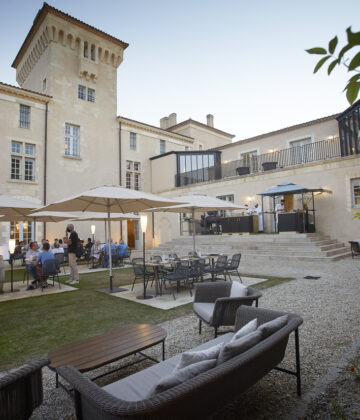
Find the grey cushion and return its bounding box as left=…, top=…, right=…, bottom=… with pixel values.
left=258, top=315, right=288, bottom=339
left=193, top=302, right=215, bottom=323
left=230, top=281, right=247, bottom=297
left=102, top=333, right=233, bottom=402
left=147, top=359, right=217, bottom=397
left=176, top=343, right=224, bottom=369
left=231, top=318, right=257, bottom=342
left=217, top=330, right=263, bottom=365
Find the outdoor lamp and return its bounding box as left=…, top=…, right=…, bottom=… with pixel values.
left=8, top=239, right=17, bottom=293
left=8, top=239, right=16, bottom=254
left=91, top=225, right=96, bottom=235
left=140, top=215, right=148, bottom=233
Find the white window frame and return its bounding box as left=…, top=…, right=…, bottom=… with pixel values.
left=10, top=141, right=36, bottom=182
left=24, top=158, right=35, bottom=181
left=125, top=160, right=141, bottom=190
left=19, top=105, right=30, bottom=128
left=351, top=178, right=360, bottom=208
left=11, top=156, right=21, bottom=180
left=130, top=133, right=137, bottom=151
left=78, top=85, right=86, bottom=100
left=87, top=88, right=95, bottom=103
left=65, top=124, right=80, bottom=157
left=160, top=139, right=166, bottom=154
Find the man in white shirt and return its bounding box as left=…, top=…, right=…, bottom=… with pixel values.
left=254, top=203, right=264, bottom=232
left=275, top=199, right=285, bottom=232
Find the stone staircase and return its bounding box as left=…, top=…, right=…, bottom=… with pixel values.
left=148, top=233, right=351, bottom=263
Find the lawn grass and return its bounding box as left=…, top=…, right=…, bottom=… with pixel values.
left=0, top=268, right=295, bottom=371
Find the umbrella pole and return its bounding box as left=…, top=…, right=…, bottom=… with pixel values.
left=108, top=208, right=113, bottom=291
left=192, top=208, right=196, bottom=252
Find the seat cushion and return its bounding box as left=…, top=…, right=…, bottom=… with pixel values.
left=193, top=302, right=215, bottom=323
left=230, top=281, right=247, bottom=297
left=258, top=315, right=288, bottom=339
left=147, top=359, right=217, bottom=397
left=102, top=333, right=233, bottom=402
left=217, top=330, right=263, bottom=365
left=176, top=342, right=224, bottom=369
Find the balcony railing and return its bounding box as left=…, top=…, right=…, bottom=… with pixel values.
left=175, top=137, right=341, bottom=187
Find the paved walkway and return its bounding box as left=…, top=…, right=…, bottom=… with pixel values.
left=25, top=257, right=360, bottom=418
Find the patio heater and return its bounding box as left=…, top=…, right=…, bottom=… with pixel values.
left=137, top=215, right=153, bottom=300
left=90, top=225, right=96, bottom=269
left=7, top=239, right=19, bottom=293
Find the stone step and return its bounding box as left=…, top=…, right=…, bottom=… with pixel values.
left=240, top=251, right=352, bottom=263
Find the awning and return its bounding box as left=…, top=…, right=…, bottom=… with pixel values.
left=258, top=182, right=331, bottom=197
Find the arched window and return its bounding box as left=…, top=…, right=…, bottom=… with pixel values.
left=84, top=41, right=88, bottom=58
left=91, top=44, right=96, bottom=61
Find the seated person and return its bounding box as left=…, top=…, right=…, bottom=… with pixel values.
left=117, top=240, right=128, bottom=264
left=25, top=242, right=40, bottom=290
left=103, top=240, right=117, bottom=267
left=51, top=241, right=64, bottom=255
left=37, top=241, right=55, bottom=288
left=14, top=240, right=26, bottom=264
left=91, top=241, right=103, bottom=267
left=61, top=237, right=68, bottom=249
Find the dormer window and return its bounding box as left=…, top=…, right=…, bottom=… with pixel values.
left=84, top=42, right=88, bottom=58
left=91, top=45, right=96, bottom=61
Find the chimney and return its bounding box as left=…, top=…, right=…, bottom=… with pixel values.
left=160, top=116, right=169, bottom=129
left=168, top=113, right=177, bottom=127
left=206, top=114, right=214, bottom=127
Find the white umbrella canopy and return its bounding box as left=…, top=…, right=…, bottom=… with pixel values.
left=35, top=185, right=185, bottom=294
left=147, top=194, right=246, bottom=250
left=35, top=185, right=185, bottom=214
left=0, top=195, right=39, bottom=216
left=72, top=212, right=140, bottom=222
left=0, top=211, right=79, bottom=222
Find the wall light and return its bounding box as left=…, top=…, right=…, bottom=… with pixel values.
left=8, top=239, right=16, bottom=254
left=91, top=225, right=96, bottom=235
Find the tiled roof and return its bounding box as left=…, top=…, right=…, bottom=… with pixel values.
left=216, top=114, right=340, bottom=150
left=168, top=119, right=235, bottom=138
left=0, top=81, right=52, bottom=101
left=118, top=115, right=194, bottom=141
left=12, top=2, right=129, bottom=68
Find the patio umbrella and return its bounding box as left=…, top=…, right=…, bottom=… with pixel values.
left=0, top=195, right=39, bottom=216
left=34, top=185, right=185, bottom=295
left=147, top=194, right=246, bottom=251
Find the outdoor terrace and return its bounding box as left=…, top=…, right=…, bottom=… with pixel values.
left=175, top=137, right=341, bottom=187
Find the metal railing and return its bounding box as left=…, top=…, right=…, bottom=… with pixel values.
left=175, top=137, right=341, bottom=187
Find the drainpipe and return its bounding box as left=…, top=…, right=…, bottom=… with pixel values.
left=119, top=121, right=123, bottom=239
left=43, top=102, right=48, bottom=239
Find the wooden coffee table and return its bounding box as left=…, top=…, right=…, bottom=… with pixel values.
left=49, top=324, right=167, bottom=388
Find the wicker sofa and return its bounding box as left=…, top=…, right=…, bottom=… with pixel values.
left=58, top=307, right=303, bottom=420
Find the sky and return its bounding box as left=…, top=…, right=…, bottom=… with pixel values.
left=1, top=0, right=359, bottom=140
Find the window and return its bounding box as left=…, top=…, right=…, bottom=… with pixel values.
left=10, top=221, right=33, bottom=244
left=65, top=124, right=80, bottom=157
left=91, top=45, right=96, bottom=61
left=160, top=140, right=166, bottom=154
left=19, top=105, right=30, bottom=128
left=12, top=141, right=22, bottom=154
left=217, top=194, right=235, bottom=217
left=24, top=158, right=35, bottom=181
left=78, top=85, right=86, bottom=100
left=11, top=157, right=21, bottom=180
left=241, top=150, right=258, bottom=172
left=130, top=133, right=137, bottom=150
left=87, top=88, right=95, bottom=103
left=84, top=42, right=88, bottom=58
left=290, top=138, right=312, bottom=164
left=126, top=160, right=141, bottom=190
left=10, top=141, right=36, bottom=181
left=352, top=179, right=360, bottom=208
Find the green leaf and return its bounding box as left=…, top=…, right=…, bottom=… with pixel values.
left=314, top=55, right=331, bottom=73
left=328, top=59, right=339, bottom=75
left=328, top=36, right=338, bottom=54
left=346, top=26, right=360, bottom=47
left=348, top=52, right=360, bottom=71
left=349, top=73, right=360, bottom=83
left=346, top=81, right=360, bottom=104
left=338, top=43, right=353, bottom=59
left=306, top=47, right=327, bottom=55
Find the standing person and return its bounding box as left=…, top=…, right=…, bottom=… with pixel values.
left=275, top=198, right=285, bottom=232
left=254, top=203, right=264, bottom=233
left=64, top=224, right=79, bottom=285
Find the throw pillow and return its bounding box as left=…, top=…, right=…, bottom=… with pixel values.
left=176, top=343, right=224, bottom=370
left=147, top=358, right=217, bottom=397
left=231, top=318, right=257, bottom=342
left=230, top=281, right=248, bottom=297
left=257, top=315, right=288, bottom=339
left=217, top=330, right=263, bottom=365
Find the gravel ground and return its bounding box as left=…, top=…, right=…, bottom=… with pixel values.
left=25, top=257, right=360, bottom=419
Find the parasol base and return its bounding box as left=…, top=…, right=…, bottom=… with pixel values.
left=97, top=287, right=128, bottom=294
left=136, top=295, right=154, bottom=300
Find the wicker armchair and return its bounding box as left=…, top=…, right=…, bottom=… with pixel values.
left=193, top=281, right=262, bottom=337
left=0, top=357, right=49, bottom=420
